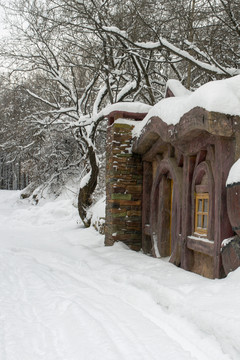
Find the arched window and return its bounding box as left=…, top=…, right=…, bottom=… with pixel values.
left=192, top=162, right=214, bottom=239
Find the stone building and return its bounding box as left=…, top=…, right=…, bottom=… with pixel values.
left=105, top=76, right=240, bottom=278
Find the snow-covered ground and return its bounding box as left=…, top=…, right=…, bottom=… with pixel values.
left=0, top=190, right=240, bottom=360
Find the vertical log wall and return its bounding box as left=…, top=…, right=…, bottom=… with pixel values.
left=105, top=118, right=143, bottom=250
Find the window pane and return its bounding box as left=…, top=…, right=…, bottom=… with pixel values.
left=203, top=199, right=208, bottom=212
left=197, top=215, right=202, bottom=228
left=203, top=215, right=208, bottom=229
left=198, top=199, right=202, bottom=211
left=195, top=194, right=209, bottom=234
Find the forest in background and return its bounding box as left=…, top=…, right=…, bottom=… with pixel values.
left=0, top=0, right=239, bottom=225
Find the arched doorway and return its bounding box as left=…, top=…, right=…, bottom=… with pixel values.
left=150, top=158, right=182, bottom=258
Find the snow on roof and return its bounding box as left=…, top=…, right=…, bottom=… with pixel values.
left=103, top=101, right=152, bottom=117
left=133, top=75, right=240, bottom=138
left=226, top=158, right=240, bottom=186
left=166, top=79, right=191, bottom=97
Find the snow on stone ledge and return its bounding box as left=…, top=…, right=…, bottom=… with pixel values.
left=102, top=101, right=152, bottom=117
left=114, top=118, right=137, bottom=126
left=226, top=158, right=240, bottom=186
left=133, top=75, right=240, bottom=138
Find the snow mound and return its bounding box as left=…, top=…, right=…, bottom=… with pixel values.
left=1, top=190, right=240, bottom=359
left=89, top=196, right=106, bottom=233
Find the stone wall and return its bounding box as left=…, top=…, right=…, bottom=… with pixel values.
left=105, top=119, right=143, bottom=250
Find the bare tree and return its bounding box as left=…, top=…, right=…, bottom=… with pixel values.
left=1, top=0, right=149, bottom=224
left=1, top=0, right=239, bottom=225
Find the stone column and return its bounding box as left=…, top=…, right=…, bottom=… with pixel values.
left=105, top=118, right=143, bottom=250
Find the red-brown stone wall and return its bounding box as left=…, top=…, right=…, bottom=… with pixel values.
left=105, top=120, right=142, bottom=250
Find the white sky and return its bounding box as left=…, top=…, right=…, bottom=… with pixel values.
left=0, top=5, right=9, bottom=39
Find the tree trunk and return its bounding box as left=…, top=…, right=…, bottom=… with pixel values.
left=186, top=0, right=196, bottom=89
left=78, top=146, right=99, bottom=227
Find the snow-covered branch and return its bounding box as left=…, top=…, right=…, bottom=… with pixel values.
left=100, top=25, right=240, bottom=77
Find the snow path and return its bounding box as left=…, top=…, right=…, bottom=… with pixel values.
left=0, top=191, right=239, bottom=360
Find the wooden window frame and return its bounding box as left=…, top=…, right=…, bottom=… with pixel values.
left=195, top=193, right=209, bottom=236
left=169, top=179, right=173, bottom=253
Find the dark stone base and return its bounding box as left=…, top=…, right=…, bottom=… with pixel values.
left=221, top=235, right=240, bottom=275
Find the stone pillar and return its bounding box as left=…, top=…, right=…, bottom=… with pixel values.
left=105, top=118, right=143, bottom=250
